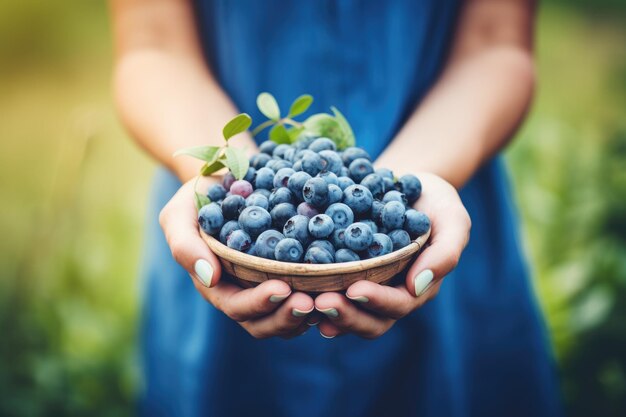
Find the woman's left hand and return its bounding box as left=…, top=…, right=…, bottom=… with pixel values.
left=313, top=173, right=471, bottom=339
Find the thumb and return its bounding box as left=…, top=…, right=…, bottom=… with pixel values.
left=159, top=181, right=223, bottom=288
left=405, top=206, right=471, bottom=297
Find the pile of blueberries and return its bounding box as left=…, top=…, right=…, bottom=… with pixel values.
left=198, top=137, right=430, bottom=264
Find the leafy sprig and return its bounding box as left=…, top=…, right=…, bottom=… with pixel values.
left=252, top=93, right=354, bottom=150
left=174, top=113, right=252, bottom=209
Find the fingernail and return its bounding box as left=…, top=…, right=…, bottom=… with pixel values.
left=346, top=294, right=369, bottom=303
left=320, top=331, right=335, bottom=339
left=317, top=307, right=339, bottom=318
left=306, top=320, right=320, bottom=326
left=270, top=292, right=291, bottom=303
left=292, top=307, right=314, bottom=317
left=194, top=259, right=213, bottom=287
left=414, top=269, right=434, bottom=296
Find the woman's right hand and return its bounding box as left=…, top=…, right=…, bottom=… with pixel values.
left=159, top=175, right=315, bottom=339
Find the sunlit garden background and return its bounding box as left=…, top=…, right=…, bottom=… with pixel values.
left=1, top=1, right=625, bottom=416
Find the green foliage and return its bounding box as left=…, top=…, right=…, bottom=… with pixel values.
left=223, top=146, right=249, bottom=181
left=252, top=92, right=355, bottom=150
left=222, top=113, right=252, bottom=141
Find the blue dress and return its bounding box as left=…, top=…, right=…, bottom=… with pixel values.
left=140, top=1, right=563, bottom=416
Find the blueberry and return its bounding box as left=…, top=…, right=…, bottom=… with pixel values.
left=287, top=171, right=312, bottom=202
left=292, top=160, right=303, bottom=171
left=360, top=174, right=384, bottom=200
left=243, top=167, right=257, bottom=183
left=268, top=159, right=292, bottom=171
left=308, top=137, right=337, bottom=152
left=404, top=209, right=431, bottom=238
left=327, top=184, right=343, bottom=205
left=246, top=242, right=257, bottom=256
left=223, top=172, right=236, bottom=190
left=297, top=202, right=319, bottom=218
left=207, top=184, right=227, bottom=202
left=272, top=144, right=292, bottom=159
left=255, top=167, right=275, bottom=190
left=349, top=158, right=375, bottom=183
left=221, top=195, right=246, bottom=220
left=303, top=177, right=329, bottom=208
left=275, top=238, right=304, bottom=263
left=361, top=219, right=379, bottom=234
left=293, top=135, right=316, bottom=150
left=198, top=203, right=224, bottom=235
left=301, top=151, right=324, bottom=176
left=268, top=187, right=293, bottom=209
left=388, top=229, right=411, bottom=251
left=396, top=174, right=422, bottom=204
left=325, top=203, right=354, bottom=230
left=283, top=215, right=311, bottom=246
left=308, top=240, right=335, bottom=256
left=337, top=176, right=355, bottom=191
left=318, top=171, right=338, bottom=186
left=343, top=222, right=374, bottom=251
left=381, top=201, right=406, bottom=230
left=375, top=168, right=394, bottom=180
left=226, top=229, right=252, bottom=252
left=238, top=206, right=272, bottom=239
left=230, top=180, right=253, bottom=198
left=270, top=202, right=297, bottom=230
left=283, top=147, right=296, bottom=162
left=382, top=190, right=407, bottom=205
left=370, top=200, right=385, bottom=225
left=245, top=193, right=269, bottom=210
left=318, top=150, right=343, bottom=175
left=335, top=248, right=360, bottom=263
left=259, top=140, right=278, bottom=155
left=383, top=177, right=395, bottom=193
left=273, top=168, right=295, bottom=189
left=219, top=220, right=241, bottom=244
left=308, top=214, right=335, bottom=239
left=340, top=166, right=350, bottom=177
left=250, top=153, right=272, bottom=170
left=304, top=247, right=334, bottom=264
left=365, top=233, right=393, bottom=258
left=342, top=147, right=371, bottom=166
left=255, top=230, right=284, bottom=260
left=343, top=185, right=373, bottom=215
left=330, top=228, right=347, bottom=249
left=251, top=188, right=271, bottom=199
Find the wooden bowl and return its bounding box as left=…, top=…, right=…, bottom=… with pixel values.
left=200, top=228, right=431, bottom=293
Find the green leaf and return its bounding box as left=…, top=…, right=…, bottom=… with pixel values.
left=173, top=145, right=221, bottom=162
left=223, top=113, right=252, bottom=141
left=201, top=160, right=225, bottom=176
left=288, top=94, right=313, bottom=118
left=287, top=126, right=305, bottom=143
left=195, top=192, right=211, bottom=210
left=251, top=119, right=275, bottom=137
left=303, top=113, right=342, bottom=141
left=330, top=106, right=355, bottom=149
left=269, top=124, right=291, bottom=144
left=223, top=146, right=250, bottom=180
left=256, top=92, right=280, bottom=120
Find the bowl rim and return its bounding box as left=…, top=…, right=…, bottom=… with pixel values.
left=200, top=227, right=431, bottom=276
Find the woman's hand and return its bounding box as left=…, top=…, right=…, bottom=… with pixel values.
left=159, top=176, right=315, bottom=339
left=314, top=173, right=471, bottom=339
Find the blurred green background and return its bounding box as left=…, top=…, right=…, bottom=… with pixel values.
left=1, top=1, right=624, bottom=416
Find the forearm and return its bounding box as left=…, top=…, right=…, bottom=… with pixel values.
left=113, top=50, right=254, bottom=182
left=377, top=46, right=534, bottom=188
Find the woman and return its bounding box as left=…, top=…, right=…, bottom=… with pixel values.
left=110, top=0, right=562, bottom=416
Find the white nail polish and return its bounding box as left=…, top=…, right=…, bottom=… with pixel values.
left=292, top=307, right=314, bottom=317
left=194, top=259, right=213, bottom=287
left=317, top=308, right=339, bottom=318
left=414, top=269, right=434, bottom=296
left=320, top=332, right=335, bottom=339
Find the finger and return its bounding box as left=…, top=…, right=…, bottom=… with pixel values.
left=317, top=319, right=344, bottom=339
left=405, top=205, right=471, bottom=297
left=346, top=280, right=417, bottom=319
left=243, top=292, right=314, bottom=339
left=159, top=180, right=223, bottom=287
left=314, top=292, right=393, bottom=339
left=306, top=311, right=323, bottom=327
left=206, top=279, right=293, bottom=323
